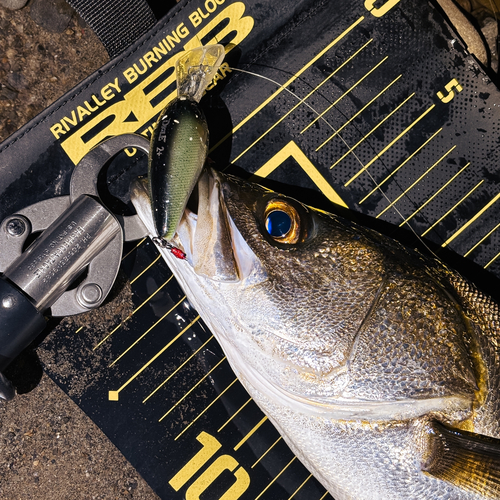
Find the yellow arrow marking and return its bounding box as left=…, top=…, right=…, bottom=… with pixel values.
left=252, top=141, right=347, bottom=207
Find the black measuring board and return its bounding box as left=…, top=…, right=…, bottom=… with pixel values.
left=0, top=0, right=499, bottom=499
left=209, top=0, right=500, bottom=276
left=40, top=239, right=331, bottom=499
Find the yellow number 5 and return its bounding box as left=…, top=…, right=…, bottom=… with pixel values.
left=437, top=78, right=463, bottom=103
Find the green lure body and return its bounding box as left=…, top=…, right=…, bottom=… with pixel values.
left=147, top=44, right=224, bottom=242
left=148, top=97, right=208, bottom=241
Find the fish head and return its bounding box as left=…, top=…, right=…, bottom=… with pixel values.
left=132, top=168, right=478, bottom=420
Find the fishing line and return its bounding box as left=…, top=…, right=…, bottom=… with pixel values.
left=227, top=66, right=442, bottom=261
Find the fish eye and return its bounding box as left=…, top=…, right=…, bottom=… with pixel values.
left=264, top=200, right=300, bottom=244
left=266, top=210, right=291, bottom=236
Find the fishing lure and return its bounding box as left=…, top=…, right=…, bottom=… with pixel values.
left=148, top=44, right=225, bottom=243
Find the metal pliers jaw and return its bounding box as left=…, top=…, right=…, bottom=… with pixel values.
left=0, top=134, right=150, bottom=401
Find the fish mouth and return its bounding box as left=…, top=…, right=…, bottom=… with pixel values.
left=172, top=167, right=265, bottom=283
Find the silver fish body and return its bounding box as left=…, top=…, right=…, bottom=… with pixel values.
left=148, top=97, right=208, bottom=241
left=131, top=168, right=500, bottom=500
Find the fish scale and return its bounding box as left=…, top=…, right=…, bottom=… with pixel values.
left=132, top=168, right=500, bottom=499
left=446, top=275, right=500, bottom=438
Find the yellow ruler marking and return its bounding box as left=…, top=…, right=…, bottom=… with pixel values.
left=360, top=128, right=442, bottom=204
left=344, top=101, right=434, bottom=183
left=130, top=254, right=162, bottom=284
left=302, top=55, right=389, bottom=134
left=348, top=106, right=440, bottom=187
left=174, top=378, right=239, bottom=441
left=159, top=356, right=227, bottom=422
left=464, top=221, right=500, bottom=258
left=233, top=416, right=268, bottom=451
left=231, top=38, right=373, bottom=164
left=442, top=191, right=500, bottom=248
left=110, top=295, right=186, bottom=366
left=209, top=16, right=365, bottom=155
left=335, top=93, right=414, bottom=174
left=255, top=457, right=297, bottom=500
left=316, top=75, right=402, bottom=151
left=421, top=180, right=484, bottom=237
left=288, top=473, right=313, bottom=500
left=399, top=162, right=470, bottom=226
left=251, top=436, right=283, bottom=469
left=376, top=146, right=456, bottom=219
left=319, top=491, right=332, bottom=500
left=122, top=237, right=146, bottom=261
left=218, top=397, right=253, bottom=433
left=143, top=336, right=214, bottom=403
left=485, top=251, right=500, bottom=269
left=108, top=316, right=199, bottom=402
left=94, top=274, right=175, bottom=351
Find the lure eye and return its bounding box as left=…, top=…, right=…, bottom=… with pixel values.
left=264, top=200, right=300, bottom=244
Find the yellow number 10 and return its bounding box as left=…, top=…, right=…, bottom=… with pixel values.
left=169, top=432, right=250, bottom=499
